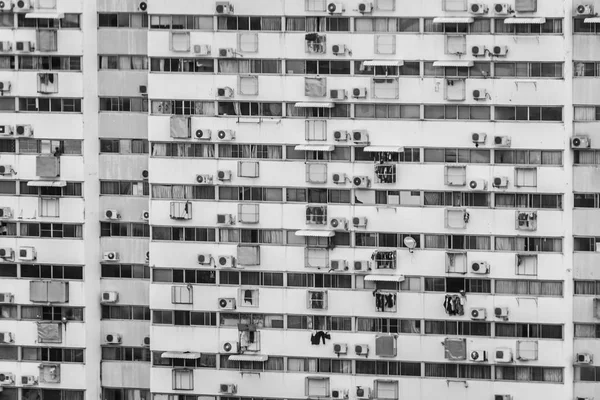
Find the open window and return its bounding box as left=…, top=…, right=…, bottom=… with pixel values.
left=305, top=33, right=326, bottom=54
left=516, top=341, right=538, bottom=361
left=170, top=32, right=190, bottom=52
left=445, top=78, right=466, bottom=101
left=239, top=288, right=259, bottom=307
left=36, top=156, right=60, bottom=177
left=39, top=364, right=60, bottom=383
left=445, top=166, right=466, bottom=186
left=238, top=33, right=258, bottom=53
left=445, top=35, right=466, bottom=55
left=240, top=328, right=260, bottom=352
left=305, top=77, right=327, bottom=97
left=373, top=250, right=397, bottom=269
left=445, top=208, right=469, bottom=229
left=172, top=369, right=193, bottom=390
left=170, top=116, right=190, bottom=138
left=30, top=281, right=68, bottom=303
left=307, top=290, right=328, bottom=309
left=375, top=35, right=396, bottom=55
left=306, top=205, right=327, bottom=225
left=171, top=285, right=193, bottom=304
left=305, top=120, right=327, bottom=141
left=594, top=298, right=600, bottom=319
left=238, top=161, right=259, bottom=178
left=375, top=335, right=397, bottom=357
left=516, top=254, right=537, bottom=276
left=237, top=245, right=260, bottom=266
left=238, top=76, right=258, bottom=95
left=170, top=201, right=192, bottom=220
left=446, top=251, right=467, bottom=274
left=306, top=163, right=327, bottom=183
left=38, top=73, right=58, bottom=94
left=306, top=377, right=329, bottom=397
left=38, top=322, right=62, bottom=344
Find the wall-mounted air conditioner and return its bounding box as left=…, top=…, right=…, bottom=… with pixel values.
left=102, top=252, right=119, bottom=262
left=470, top=261, right=489, bottom=274
left=101, top=291, right=118, bottom=303
left=469, top=179, right=487, bottom=191
left=216, top=1, right=233, bottom=14
left=572, top=136, right=591, bottom=149
left=333, top=130, right=348, bottom=141
left=333, top=343, right=347, bottom=354
left=195, top=129, right=211, bottom=140
left=327, top=2, right=344, bottom=14
left=469, top=3, right=488, bottom=14
left=470, top=308, right=486, bottom=320
left=217, top=129, right=235, bottom=141
left=469, top=349, right=487, bottom=362
left=18, top=247, right=36, bottom=261
left=472, top=132, right=486, bottom=145
left=493, top=3, right=511, bottom=14
left=198, top=254, right=212, bottom=265
left=330, top=217, right=348, bottom=230
left=217, top=170, right=232, bottom=181
left=332, top=173, right=347, bottom=184
left=351, top=87, right=367, bottom=98
left=353, top=176, right=370, bottom=188
left=352, top=217, right=368, bottom=227
left=221, top=341, right=239, bottom=354
left=16, top=124, right=33, bottom=136
left=355, top=344, right=369, bottom=356
left=495, top=348, right=513, bottom=363
left=219, top=384, right=237, bottom=394
left=218, top=297, right=236, bottom=310
left=494, top=136, right=511, bottom=147
left=105, top=333, right=122, bottom=344
left=217, top=256, right=236, bottom=268
left=492, top=176, right=508, bottom=188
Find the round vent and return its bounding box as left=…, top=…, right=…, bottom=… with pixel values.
left=333, top=131, right=342, bottom=139
left=218, top=130, right=226, bottom=139
left=218, top=171, right=225, bottom=179
left=473, top=90, right=481, bottom=98
left=198, top=254, right=206, bottom=263
left=219, top=299, right=228, bottom=308
left=217, top=88, right=225, bottom=96
left=142, top=170, right=149, bottom=178
left=106, top=210, right=113, bottom=218
left=0, top=374, right=6, bottom=380
left=330, top=219, right=339, bottom=228
left=470, top=3, right=480, bottom=12
left=0, top=166, right=5, bottom=174
left=578, top=354, right=586, bottom=362
left=16, top=126, right=24, bottom=135
left=107, top=252, right=115, bottom=260
left=219, top=49, right=227, bottom=57
left=352, top=217, right=360, bottom=225
left=494, top=307, right=502, bottom=314
left=0, top=249, right=5, bottom=257
left=470, top=351, right=479, bottom=360
left=143, top=337, right=150, bottom=345
left=353, top=131, right=362, bottom=140
left=143, top=211, right=149, bottom=219
left=352, top=88, right=361, bottom=96
left=196, top=175, right=204, bottom=183
left=0, top=209, right=4, bottom=217
left=358, top=3, right=366, bottom=11
left=106, top=334, right=114, bottom=342
left=573, top=138, right=581, bottom=147
left=471, top=309, right=479, bottom=317
left=333, top=173, right=340, bottom=182
left=139, top=2, right=147, bottom=11
left=332, top=45, right=340, bottom=53
left=334, top=344, right=341, bottom=352
left=493, top=46, right=501, bottom=54
left=219, top=257, right=228, bottom=265
left=355, top=345, right=362, bottom=353
left=102, top=292, right=110, bottom=300
left=17, top=0, right=24, bottom=8
left=327, top=3, right=337, bottom=12
left=494, top=3, right=503, bottom=12
left=353, top=177, right=362, bottom=186
left=496, top=350, right=503, bottom=358
left=472, top=133, right=479, bottom=141
left=0, top=2, right=5, bottom=8
left=494, top=136, right=502, bottom=144
left=577, top=5, right=586, bottom=13
left=472, top=46, right=480, bottom=54
left=493, top=177, right=502, bottom=186
left=195, top=129, right=204, bottom=138
left=216, top=4, right=224, bottom=13
left=469, top=180, right=478, bottom=189
left=223, top=342, right=232, bottom=352
left=356, top=389, right=364, bottom=397
left=0, top=82, right=5, bottom=90
left=472, top=263, right=480, bottom=271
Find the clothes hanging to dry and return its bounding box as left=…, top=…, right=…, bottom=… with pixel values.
left=443, top=294, right=465, bottom=316
left=310, top=330, right=331, bottom=345
left=374, top=291, right=397, bottom=311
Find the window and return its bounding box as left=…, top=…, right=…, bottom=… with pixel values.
left=424, top=61, right=490, bottom=78
left=217, top=16, right=282, bottom=31
left=495, top=193, right=562, bottom=209
left=19, top=139, right=82, bottom=155
left=495, top=323, right=562, bottom=339
left=101, top=305, right=151, bottom=321
left=19, top=56, right=81, bottom=71
left=100, top=222, right=150, bottom=238
left=355, top=17, right=419, bottom=32
left=424, top=105, right=490, bottom=120
left=101, top=346, right=150, bottom=362
left=99, top=55, right=148, bottom=70
left=217, top=59, right=281, bottom=74
left=100, top=181, right=149, bottom=196
left=149, top=15, right=213, bottom=30
left=217, top=101, right=282, bottom=117
left=19, top=98, right=81, bottom=112
left=21, top=265, right=83, bottom=280
left=172, top=369, right=193, bottom=390
left=425, top=320, right=491, bottom=336
left=496, top=366, right=563, bottom=383
left=515, top=168, right=537, bottom=187
left=22, top=347, right=85, bottom=363
left=575, top=324, right=600, bottom=338
left=152, top=227, right=216, bottom=242
left=286, top=16, right=349, bottom=31
left=495, top=18, right=562, bottom=34
left=99, top=97, right=148, bottom=112
left=494, top=237, right=562, bottom=252
left=20, top=306, right=83, bottom=321
left=424, top=363, right=491, bottom=379
left=495, top=150, right=562, bottom=165
left=98, top=13, right=148, bottom=28
left=424, top=18, right=490, bottom=33
left=356, top=318, right=421, bottom=334
left=495, top=106, right=562, bottom=121
left=354, top=104, right=420, bottom=119
left=425, top=148, right=490, bottom=163
left=496, top=62, right=563, bottom=78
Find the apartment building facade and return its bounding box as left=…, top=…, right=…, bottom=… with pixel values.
left=0, top=0, right=598, bottom=399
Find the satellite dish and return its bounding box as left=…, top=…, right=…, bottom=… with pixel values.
left=404, top=236, right=417, bottom=252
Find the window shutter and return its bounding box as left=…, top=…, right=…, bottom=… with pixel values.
left=238, top=204, right=259, bottom=224
left=446, top=252, right=467, bottom=273
left=238, top=161, right=259, bottom=177
left=306, top=163, right=328, bottom=183
left=38, top=322, right=62, bottom=343
left=172, top=369, right=194, bottom=390
left=306, top=377, right=329, bottom=397
left=375, top=381, right=398, bottom=399
left=37, top=30, right=58, bottom=52
left=40, top=197, right=59, bottom=217
left=239, top=75, right=259, bottom=95
left=305, top=248, right=329, bottom=269
left=516, top=340, right=538, bottom=360
left=445, top=78, right=466, bottom=101
left=443, top=0, right=466, bottom=11
left=36, top=156, right=60, bottom=178
left=515, top=168, right=537, bottom=187
left=446, top=35, right=466, bottom=55
left=237, top=245, right=260, bottom=266
left=372, top=78, right=398, bottom=99
left=375, top=35, right=396, bottom=54
left=30, top=281, right=48, bottom=302
left=170, top=32, right=190, bottom=52
left=445, top=166, right=466, bottom=186
left=305, top=0, right=326, bottom=11
left=305, top=120, right=327, bottom=141
left=171, top=285, right=193, bottom=304
left=238, top=33, right=258, bottom=53
left=47, top=281, right=68, bottom=303
left=170, top=116, right=190, bottom=138
left=375, top=0, right=395, bottom=11
left=515, top=0, right=536, bottom=12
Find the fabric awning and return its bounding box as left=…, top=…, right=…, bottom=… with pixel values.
left=25, top=12, right=65, bottom=19
left=433, top=17, right=474, bottom=24
left=294, top=102, right=335, bottom=108
left=295, top=145, right=334, bottom=151
left=504, top=17, right=546, bottom=24
left=363, top=60, right=404, bottom=67
left=27, top=180, right=67, bottom=187
left=584, top=17, right=600, bottom=23
left=295, top=230, right=335, bottom=237
left=433, top=60, right=474, bottom=67
left=363, top=146, right=404, bottom=152
left=228, top=354, right=268, bottom=362
left=161, top=351, right=201, bottom=359
left=365, top=275, right=405, bottom=282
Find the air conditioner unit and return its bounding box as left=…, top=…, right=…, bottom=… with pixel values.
left=217, top=170, right=232, bottom=181
left=352, top=177, right=370, bottom=189
left=0, top=373, right=14, bottom=384
left=327, top=2, right=344, bottom=14
left=18, top=247, right=35, bottom=261
left=216, top=2, right=233, bottom=14
left=0, top=248, right=12, bottom=259
left=217, top=255, right=236, bottom=268
left=352, top=216, right=368, bottom=227
left=332, top=173, right=347, bottom=184
left=141, top=211, right=150, bottom=221
left=217, top=129, right=235, bottom=141
left=0, top=81, right=11, bottom=93
left=352, top=130, right=369, bottom=143
left=0, top=42, right=11, bottom=52
left=13, top=0, right=31, bottom=12
left=0, top=207, right=12, bottom=219
left=471, top=45, right=486, bottom=56
left=330, top=217, right=348, bottom=230
left=332, top=44, right=345, bottom=55
left=469, top=3, right=488, bottom=14
left=221, top=341, right=239, bottom=354
left=572, top=136, right=591, bottom=149
left=218, top=297, right=236, bottom=310
left=493, top=3, right=511, bottom=14
left=0, top=165, right=12, bottom=175
left=0, top=1, right=11, bottom=11
left=352, top=87, right=367, bottom=98
left=138, top=85, right=147, bottom=95
left=219, top=384, right=237, bottom=394
left=21, top=375, right=37, bottom=386
left=471, top=261, right=489, bottom=274
left=139, top=2, right=147, bottom=11
left=217, top=213, right=234, bottom=224
left=105, top=333, right=122, bottom=344
left=355, top=386, right=371, bottom=400
left=577, top=4, right=594, bottom=15
left=492, top=176, right=508, bottom=188
left=358, top=2, right=373, bottom=13
left=194, top=129, right=211, bottom=140
left=196, top=174, right=213, bottom=184
left=495, top=396, right=512, bottom=400
left=355, top=344, right=369, bottom=356
left=495, top=348, right=513, bottom=363
left=494, top=307, right=509, bottom=319
left=142, top=170, right=149, bottom=179
left=15, top=41, right=33, bottom=52
left=0, top=332, right=14, bottom=343
left=491, top=45, right=508, bottom=56
left=333, top=130, right=348, bottom=141
left=333, top=343, right=347, bottom=354
left=217, top=87, right=234, bottom=98
left=472, top=89, right=487, bottom=100
left=218, top=48, right=235, bottom=57
left=472, top=133, right=486, bottom=144
left=197, top=253, right=212, bottom=264
left=102, top=252, right=119, bottom=262
left=15, top=124, right=33, bottom=136
left=469, top=179, right=487, bottom=191
left=193, top=44, right=211, bottom=55
left=101, top=291, right=118, bottom=303
left=0, top=125, right=11, bottom=136
left=104, top=209, right=120, bottom=220
left=354, top=260, right=370, bottom=270
left=331, top=389, right=349, bottom=399
left=0, top=293, right=13, bottom=303
left=494, top=135, right=511, bottom=147
left=470, top=308, right=487, bottom=320
left=576, top=353, right=593, bottom=364
left=330, top=89, right=347, bottom=100
left=469, top=350, right=487, bottom=362
left=330, top=259, right=348, bottom=270
left=142, top=336, right=150, bottom=347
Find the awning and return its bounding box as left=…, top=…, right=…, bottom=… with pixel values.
left=295, top=230, right=335, bottom=237
left=27, top=180, right=67, bottom=187
left=504, top=17, right=546, bottom=24
left=228, top=354, right=268, bottom=362
left=161, top=351, right=201, bottom=359
left=295, top=145, right=335, bottom=151
left=432, top=60, right=474, bottom=67
left=584, top=17, right=600, bottom=23
left=433, top=17, right=474, bottom=24
left=363, top=60, right=404, bottom=67
left=363, top=146, right=404, bottom=152
left=364, top=275, right=405, bottom=282
left=294, top=102, right=335, bottom=108
left=25, top=12, right=65, bottom=19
